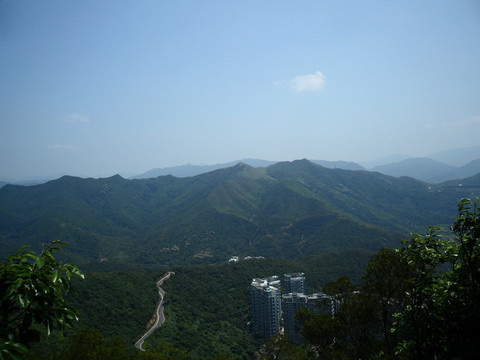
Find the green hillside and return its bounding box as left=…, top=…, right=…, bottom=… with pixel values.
left=1, top=160, right=478, bottom=267
left=31, top=249, right=373, bottom=359
left=153, top=250, right=373, bottom=359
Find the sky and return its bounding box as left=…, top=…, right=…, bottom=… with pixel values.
left=1, top=0, right=480, bottom=179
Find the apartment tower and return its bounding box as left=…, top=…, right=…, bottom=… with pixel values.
left=251, top=276, right=282, bottom=338
left=284, top=272, right=306, bottom=294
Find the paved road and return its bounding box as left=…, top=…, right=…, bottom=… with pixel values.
left=134, top=271, right=174, bottom=351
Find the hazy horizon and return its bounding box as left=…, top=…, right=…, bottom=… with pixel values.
left=2, top=1, right=480, bottom=179
left=2, top=144, right=480, bottom=182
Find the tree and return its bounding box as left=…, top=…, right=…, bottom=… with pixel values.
left=361, top=247, right=412, bottom=358
left=258, top=335, right=308, bottom=360
left=285, top=198, right=480, bottom=359
left=0, top=241, right=84, bottom=359
left=298, top=276, right=381, bottom=359
left=394, top=198, right=480, bottom=359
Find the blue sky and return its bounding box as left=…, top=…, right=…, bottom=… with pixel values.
left=1, top=0, right=479, bottom=179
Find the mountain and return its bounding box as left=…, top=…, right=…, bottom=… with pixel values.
left=371, top=157, right=456, bottom=182
left=132, top=158, right=365, bottom=179
left=360, top=145, right=480, bottom=170
left=0, top=178, right=52, bottom=188
left=1, top=160, right=478, bottom=267
left=310, top=160, right=365, bottom=171
left=360, top=154, right=412, bottom=169
left=371, top=157, right=480, bottom=183
left=457, top=160, right=480, bottom=180
left=428, top=145, right=480, bottom=166
left=131, top=159, right=277, bottom=178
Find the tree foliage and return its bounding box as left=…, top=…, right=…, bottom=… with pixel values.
left=394, top=198, right=480, bottom=359
left=297, top=198, right=480, bottom=359
left=47, top=327, right=191, bottom=360
left=0, top=241, right=83, bottom=359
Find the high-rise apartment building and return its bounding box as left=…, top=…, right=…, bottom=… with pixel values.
left=251, top=276, right=282, bottom=338
left=284, top=272, right=306, bottom=294
left=282, top=292, right=335, bottom=343
left=251, top=273, right=336, bottom=342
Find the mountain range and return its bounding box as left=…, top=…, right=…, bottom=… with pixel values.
left=131, top=159, right=364, bottom=179
left=133, top=157, right=480, bottom=184
left=130, top=146, right=479, bottom=183
left=1, top=146, right=478, bottom=186
left=371, top=157, right=480, bottom=183
left=1, top=159, right=478, bottom=267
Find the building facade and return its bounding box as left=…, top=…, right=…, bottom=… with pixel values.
left=282, top=292, right=336, bottom=343
left=284, top=272, right=306, bottom=294
left=251, top=276, right=282, bottom=338
left=251, top=273, right=337, bottom=342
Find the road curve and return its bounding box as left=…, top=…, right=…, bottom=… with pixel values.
left=134, top=271, right=174, bottom=351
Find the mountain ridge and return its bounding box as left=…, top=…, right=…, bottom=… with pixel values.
left=130, top=158, right=365, bottom=179
left=372, top=157, right=480, bottom=183
left=1, top=160, right=478, bottom=267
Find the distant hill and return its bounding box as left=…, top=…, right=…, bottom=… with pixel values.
left=360, top=154, right=412, bottom=169
left=1, top=160, right=478, bottom=267
left=0, top=178, right=54, bottom=188
left=131, top=159, right=277, bottom=178
left=372, top=157, right=455, bottom=182
left=426, top=159, right=480, bottom=183
left=132, top=158, right=365, bottom=179
left=428, top=145, right=480, bottom=166
left=372, top=157, right=480, bottom=183
left=361, top=145, right=480, bottom=169
left=310, top=160, right=365, bottom=171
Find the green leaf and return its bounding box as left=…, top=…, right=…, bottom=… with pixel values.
left=52, top=270, right=60, bottom=284
left=17, top=294, right=25, bottom=308
left=13, top=278, right=23, bottom=289
left=35, top=257, right=45, bottom=269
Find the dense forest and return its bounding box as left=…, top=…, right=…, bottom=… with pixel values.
left=1, top=161, right=479, bottom=267
left=41, top=198, right=477, bottom=359
left=1, top=161, right=479, bottom=359
left=20, top=248, right=371, bottom=359
left=2, top=197, right=478, bottom=359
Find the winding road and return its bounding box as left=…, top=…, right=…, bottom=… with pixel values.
left=134, top=271, right=174, bottom=351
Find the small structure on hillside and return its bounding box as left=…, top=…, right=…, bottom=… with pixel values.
left=228, top=256, right=239, bottom=263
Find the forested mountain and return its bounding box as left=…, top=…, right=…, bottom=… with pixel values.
left=133, top=158, right=365, bottom=179
left=372, top=157, right=480, bottom=183
left=310, top=159, right=365, bottom=170
left=1, top=160, right=478, bottom=267
left=131, top=158, right=277, bottom=179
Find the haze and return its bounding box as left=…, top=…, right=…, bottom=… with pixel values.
left=1, top=1, right=479, bottom=180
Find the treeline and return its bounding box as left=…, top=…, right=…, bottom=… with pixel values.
left=265, top=198, right=480, bottom=360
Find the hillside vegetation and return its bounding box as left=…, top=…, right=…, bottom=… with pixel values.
left=31, top=248, right=373, bottom=359
left=1, top=160, right=478, bottom=266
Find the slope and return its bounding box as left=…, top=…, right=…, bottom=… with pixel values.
left=1, top=160, right=478, bottom=266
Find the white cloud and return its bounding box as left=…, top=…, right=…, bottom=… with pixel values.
left=64, top=113, right=90, bottom=123
left=48, top=144, right=81, bottom=151
left=453, top=115, right=480, bottom=127
left=290, top=71, right=326, bottom=92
